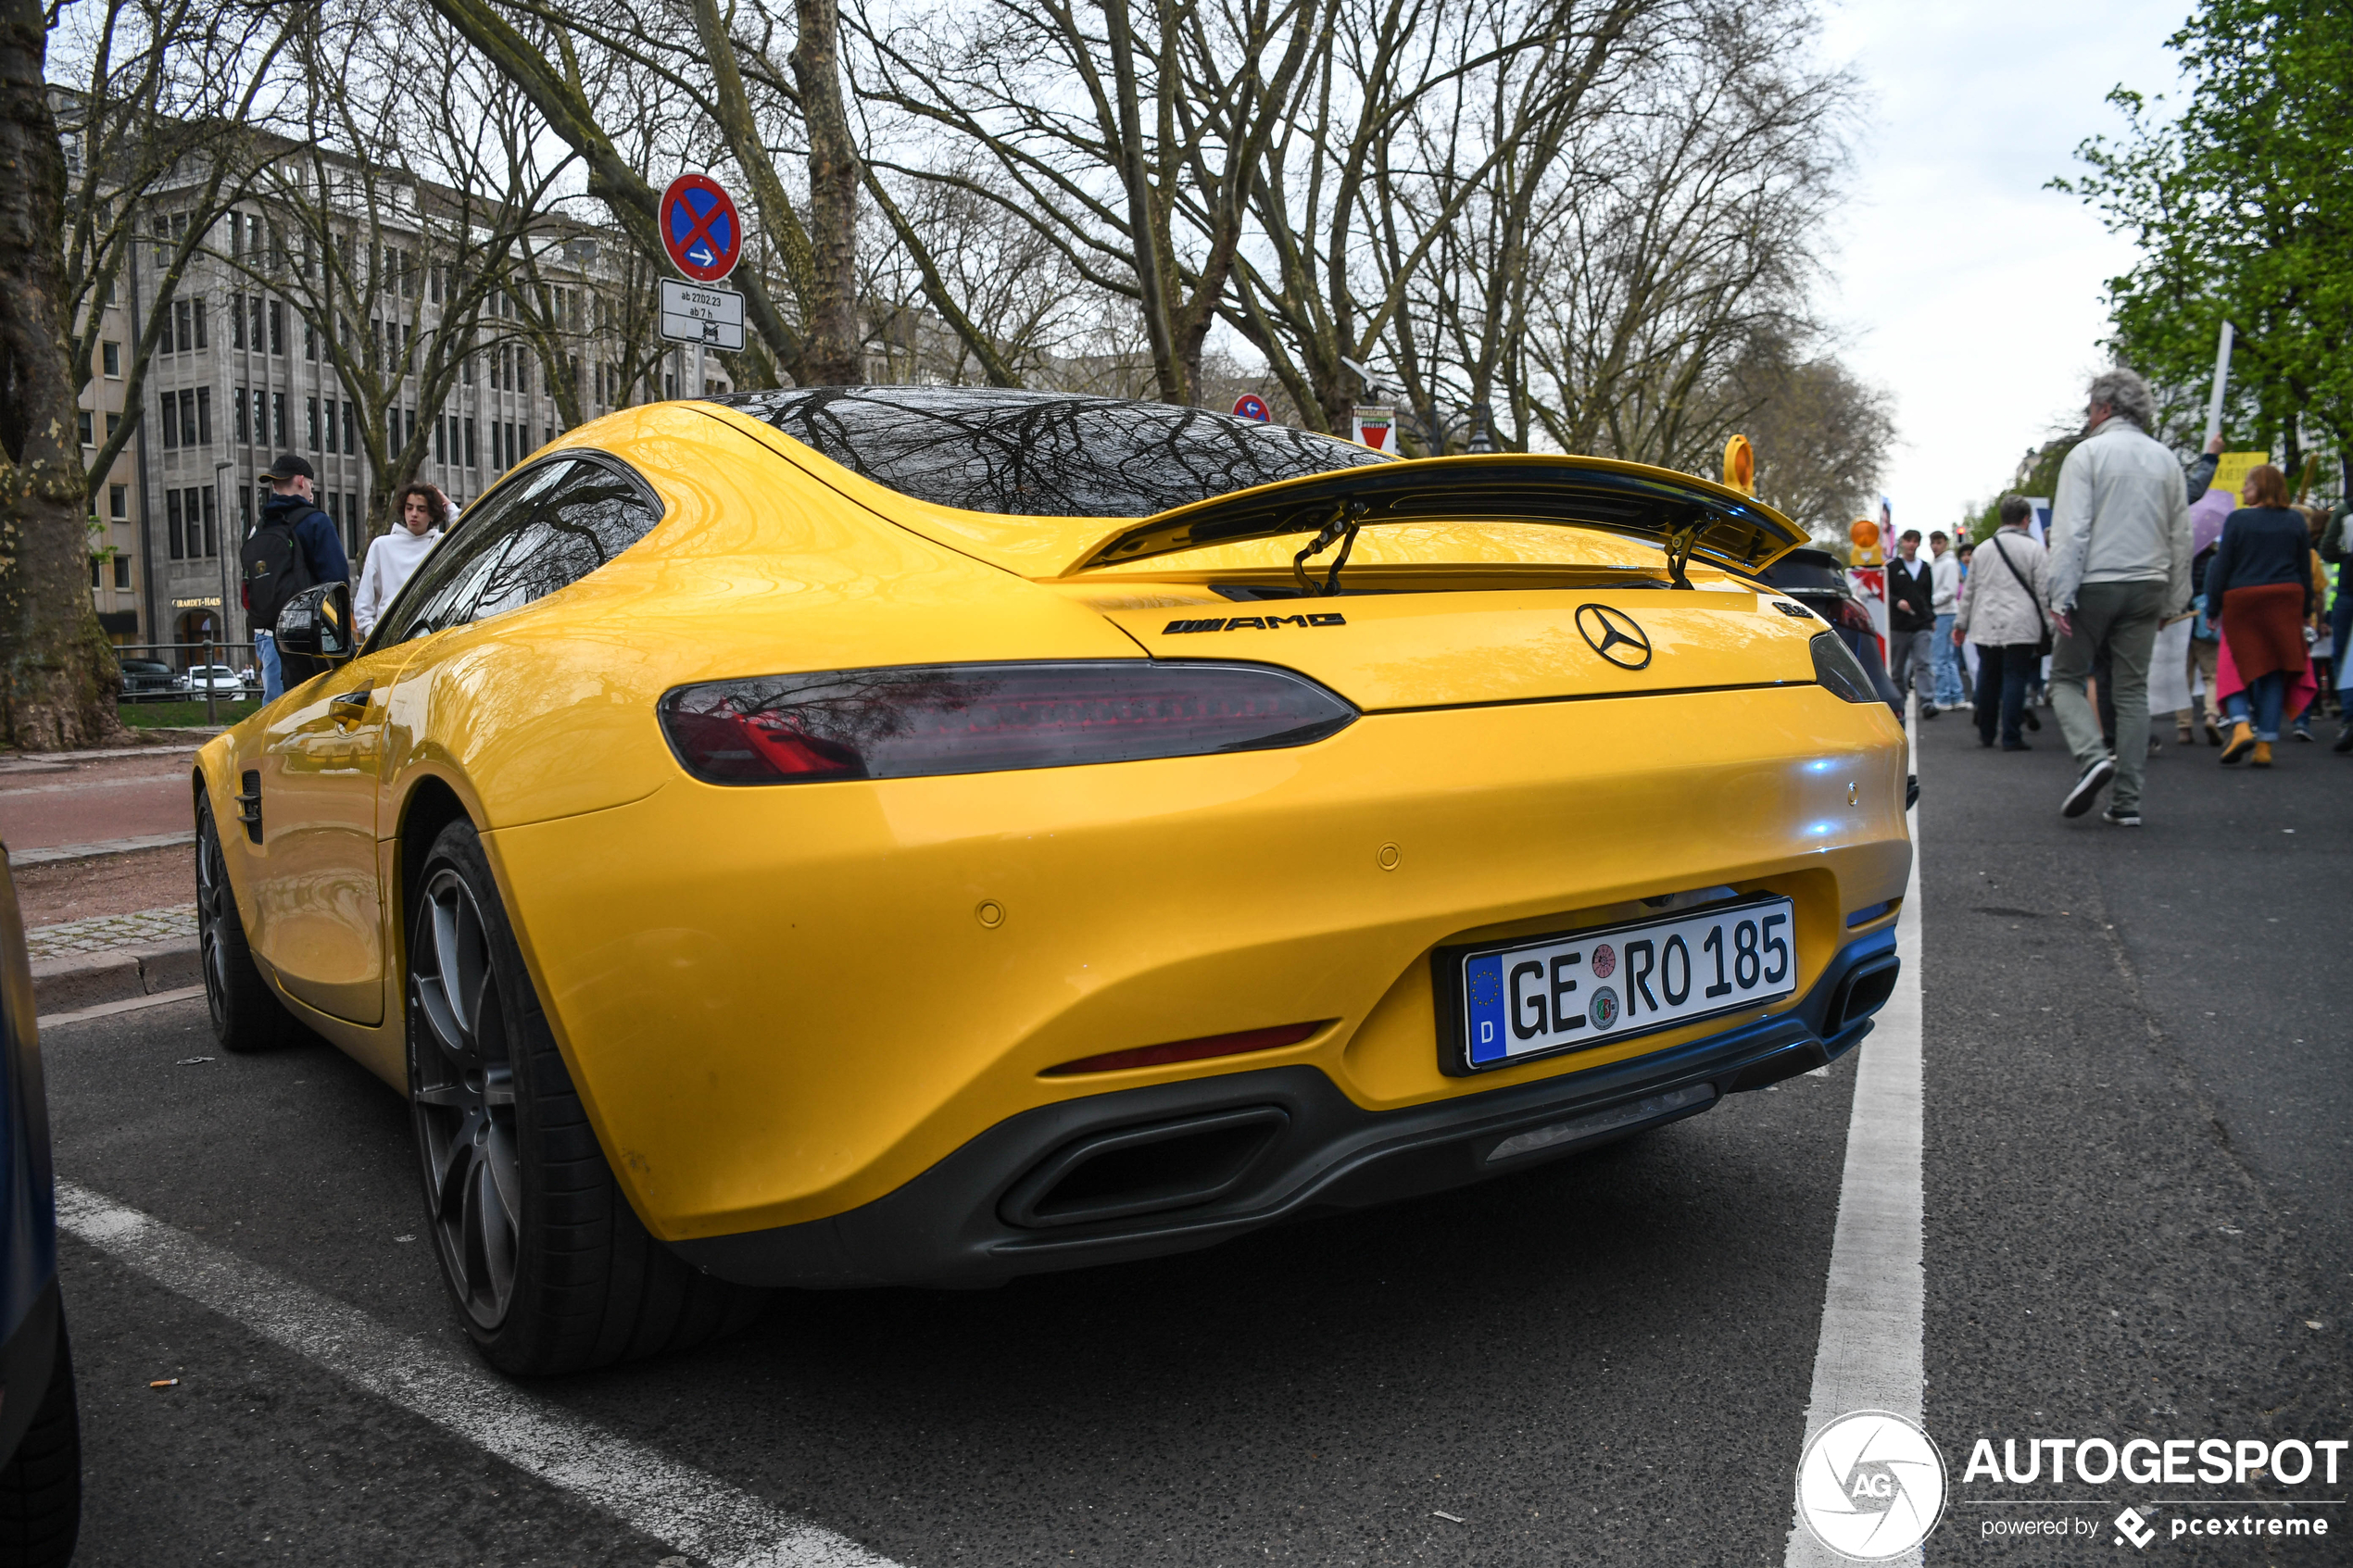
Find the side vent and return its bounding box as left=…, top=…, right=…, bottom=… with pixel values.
left=235, top=770, right=263, bottom=843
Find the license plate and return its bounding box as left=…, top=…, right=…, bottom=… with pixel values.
left=1441, top=897, right=1796, bottom=1073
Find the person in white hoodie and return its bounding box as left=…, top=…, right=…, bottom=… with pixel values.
left=355, top=483, right=450, bottom=639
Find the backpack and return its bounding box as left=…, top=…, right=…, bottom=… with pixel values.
left=241, top=513, right=315, bottom=630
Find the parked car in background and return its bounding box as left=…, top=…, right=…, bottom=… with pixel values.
left=1759, top=548, right=1904, bottom=721
left=179, top=665, right=246, bottom=696
left=118, top=659, right=176, bottom=700
left=0, top=849, right=83, bottom=1562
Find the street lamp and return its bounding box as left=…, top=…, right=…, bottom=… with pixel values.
left=213, top=458, right=234, bottom=726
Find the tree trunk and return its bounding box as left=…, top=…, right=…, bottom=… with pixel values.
left=0, top=0, right=123, bottom=749
left=792, top=0, right=863, bottom=385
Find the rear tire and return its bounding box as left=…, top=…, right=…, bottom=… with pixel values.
left=406, top=819, right=763, bottom=1375
left=195, top=798, right=312, bottom=1052
left=0, top=1317, right=82, bottom=1566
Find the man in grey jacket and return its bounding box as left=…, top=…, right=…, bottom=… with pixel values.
left=2045, top=369, right=2193, bottom=826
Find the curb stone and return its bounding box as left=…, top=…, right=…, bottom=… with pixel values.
left=31, top=941, right=201, bottom=1017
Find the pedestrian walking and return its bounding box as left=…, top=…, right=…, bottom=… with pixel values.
left=1929, top=530, right=1967, bottom=709
left=240, top=455, right=351, bottom=698
left=2044, top=369, right=2192, bottom=827
left=2207, top=464, right=2314, bottom=767
left=355, top=483, right=450, bottom=639
left=1886, top=529, right=1937, bottom=717
left=2323, top=496, right=2353, bottom=749
left=1956, top=495, right=2050, bottom=751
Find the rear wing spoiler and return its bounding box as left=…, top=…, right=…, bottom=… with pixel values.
left=1063, top=453, right=1807, bottom=583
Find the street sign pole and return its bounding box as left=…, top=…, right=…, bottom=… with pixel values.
left=657, top=172, right=746, bottom=397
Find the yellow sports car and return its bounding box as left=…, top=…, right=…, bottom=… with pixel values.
left=195, top=389, right=1910, bottom=1374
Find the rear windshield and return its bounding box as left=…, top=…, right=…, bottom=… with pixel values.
left=711, top=386, right=1390, bottom=518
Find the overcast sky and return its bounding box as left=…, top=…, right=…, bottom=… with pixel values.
left=1818, top=0, right=2192, bottom=533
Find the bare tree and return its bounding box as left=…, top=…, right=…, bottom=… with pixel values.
left=52, top=0, right=304, bottom=505
left=1, top=0, right=121, bottom=746
left=1511, top=0, right=1851, bottom=469
left=243, top=4, right=574, bottom=536
left=853, top=0, right=1326, bottom=406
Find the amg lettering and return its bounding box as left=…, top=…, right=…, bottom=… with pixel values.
left=1157, top=613, right=1350, bottom=633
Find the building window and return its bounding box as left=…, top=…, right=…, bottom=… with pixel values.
left=249, top=295, right=265, bottom=353
left=251, top=388, right=266, bottom=445
left=201, top=485, right=217, bottom=557
left=238, top=485, right=252, bottom=532
left=108, top=483, right=128, bottom=520
left=234, top=384, right=248, bottom=442
left=405, top=408, right=416, bottom=451
left=173, top=299, right=192, bottom=353
left=464, top=417, right=476, bottom=468
left=345, top=493, right=361, bottom=560
left=268, top=299, right=283, bottom=356
left=342, top=401, right=355, bottom=456
left=78, top=409, right=94, bottom=446
left=105, top=411, right=120, bottom=441
left=306, top=321, right=317, bottom=360
left=157, top=398, right=174, bottom=448
left=179, top=389, right=197, bottom=446
left=271, top=392, right=287, bottom=445
left=102, top=340, right=121, bottom=377
left=90, top=555, right=101, bottom=589
left=113, top=555, right=132, bottom=590
left=192, top=297, right=207, bottom=349
left=167, top=489, right=183, bottom=558
left=231, top=295, right=245, bottom=349
left=308, top=396, right=320, bottom=450
left=195, top=386, right=211, bottom=445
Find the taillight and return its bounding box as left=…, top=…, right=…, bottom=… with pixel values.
left=1810, top=633, right=1881, bottom=704
left=1833, top=598, right=1877, bottom=635
left=659, top=660, right=1357, bottom=784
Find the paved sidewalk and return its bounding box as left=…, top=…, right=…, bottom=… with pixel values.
left=27, top=904, right=197, bottom=961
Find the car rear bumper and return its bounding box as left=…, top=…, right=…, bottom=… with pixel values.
left=673, top=927, right=1897, bottom=1288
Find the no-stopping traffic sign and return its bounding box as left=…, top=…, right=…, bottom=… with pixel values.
left=660, top=173, right=743, bottom=283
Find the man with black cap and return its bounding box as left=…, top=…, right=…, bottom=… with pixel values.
left=241, top=454, right=350, bottom=698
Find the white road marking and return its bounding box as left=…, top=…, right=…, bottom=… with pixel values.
left=57, top=1182, right=904, bottom=1568
left=38, top=984, right=208, bottom=1030
left=1784, top=730, right=1927, bottom=1567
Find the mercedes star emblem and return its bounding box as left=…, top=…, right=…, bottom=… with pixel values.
left=1576, top=604, right=1654, bottom=670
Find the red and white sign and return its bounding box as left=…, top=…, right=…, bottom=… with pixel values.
left=1352, top=405, right=1393, bottom=451
left=1232, top=393, right=1271, bottom=422
left=660, top=173, right=743, bottom=283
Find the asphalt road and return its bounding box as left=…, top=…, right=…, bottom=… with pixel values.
left=39, top=704, right=2351, bottom=1566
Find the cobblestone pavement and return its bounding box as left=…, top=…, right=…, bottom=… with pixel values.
left=27, top=903, right=197, bottom=960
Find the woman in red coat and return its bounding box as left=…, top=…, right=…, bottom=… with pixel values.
left=2207, top=464, right=2315, bottom=766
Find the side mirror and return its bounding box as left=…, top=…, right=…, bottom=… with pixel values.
left=275, top=581, right=356, bottom=663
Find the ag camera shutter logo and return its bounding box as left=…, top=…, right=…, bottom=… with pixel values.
left=1795, top=1410, right=1948, bottom=1561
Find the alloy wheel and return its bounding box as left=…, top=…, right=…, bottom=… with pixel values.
left=195, top=816, right=233, bottom=1039
left=409, top=868, right=522, bottom=1329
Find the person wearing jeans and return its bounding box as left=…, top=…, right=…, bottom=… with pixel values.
left=254, top=629, right=283, bottom=701
left=2044, top=370, right=2193, bottom=826
left=1884, top=529, right=1936, bottom=716
left=1929, top=530, right=1966, bottom=709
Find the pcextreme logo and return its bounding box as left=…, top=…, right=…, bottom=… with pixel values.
left=1795, top=1410, right=1948, bottom=1561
